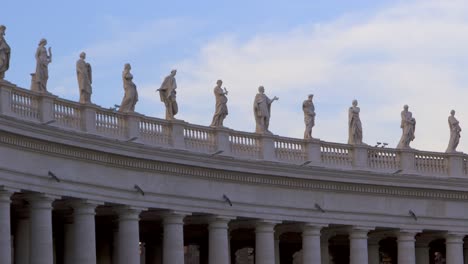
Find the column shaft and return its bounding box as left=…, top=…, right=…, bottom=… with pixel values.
left=14, top=216, right=30, bottom=264
left=64, top=221, right=74, bottom=264
left=415, top=245, right=429, bottom=264
left=163, top=213, right=185, bottom=264
left=321, top=238, right=329, bottom=264
left=398, top=231, right=416, bottom=264
left=302, top=225, right=322, bottom=264
left=72, top=201, right=97, bottom=264
left=208, top=217, right=230, bottom=264
left=274, top=235, right=280, bottom=264
left=117, top=207, right=141, bottom=264
left=349, top=228, right=369, bottom=264
left=27, top=194, right=55, bottom=264
left=446, top=234, right=464, bottom=264
left=368, top=242, right=380, bottom=264
left=0, top=190, right=12, bottom=264
left=255, top=221, right=276, bottom=264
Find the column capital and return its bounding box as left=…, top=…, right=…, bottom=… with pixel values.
left=301, top=224, right=326, bottom=236
left=68, top=199, right=101, bottom=216
left=348, top=226, right=374, bottom=240
left=255, top=220, right=280, bottom=233
left=114, top=206, right=144, bottom=221
left=445, top=232, right=465, bottom=244
left=397, top=229, right=420, bottom=242
left=0, top=189, right=13, bottom=202
left=162, top=211, right=190, bottom=225
left=23, top=193, right=59, bottom=209
left=207, top=215, right=234, bottom=230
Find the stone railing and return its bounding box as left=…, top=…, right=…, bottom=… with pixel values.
left=0, top=82, right=467, bottom=178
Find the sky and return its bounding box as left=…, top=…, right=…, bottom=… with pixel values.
left=3, top=0, right=468, bottom=152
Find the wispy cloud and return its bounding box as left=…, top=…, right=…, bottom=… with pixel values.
left=169, top=0, right=468, bottom=152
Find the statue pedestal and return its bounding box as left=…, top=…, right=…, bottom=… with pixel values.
left=304, top=138, right=321, bottom=166
left=447, top=152, right=466, bottom=178
left=0, top=81, right=13, bottom=115
left=170, top=119, right=187, bottom=150
left=397, top=149, right=416, bottom=174
left=260, top=134, right=277, bottom=162
left=214, top=127, right=232, bottom=156
left=352, top=144, right=369, bottom=169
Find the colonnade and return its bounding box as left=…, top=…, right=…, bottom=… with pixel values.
left=1, top=190, right=468, bottom=264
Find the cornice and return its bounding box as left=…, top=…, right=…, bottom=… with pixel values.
left=2, top=116, right=468, bottom=201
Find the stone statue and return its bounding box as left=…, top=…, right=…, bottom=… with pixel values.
left=0, top=25, right=11, bottom=80
left=32, top=38, right=52, bottom=92
left=76, top=52, right=92, bottom=104
left=446, top=110, right=461, bottom=153
left=397, top=105, right=416, bottom=149
left=118, top=63, right=138, bottom=113
left=303, top=94, right=316, bottom=139
left=157, top=69, right=178, bottom=120
left=348, top=99, right=363, bottom=145
left=253, top=86, right=278, bottom=134
left=210, top=79, right=228, bottom=127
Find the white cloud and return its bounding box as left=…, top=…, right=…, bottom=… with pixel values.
left=169, top=0, right=468, bottom=152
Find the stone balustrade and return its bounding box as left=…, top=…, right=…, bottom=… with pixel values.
left=1, top=82, right=466, bottom=178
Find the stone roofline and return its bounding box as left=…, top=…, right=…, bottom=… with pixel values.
left=0, top=80, right=465, bottom=178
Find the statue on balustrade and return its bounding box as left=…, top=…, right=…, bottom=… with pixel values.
left=397, top=105, right=416, bottom=149
left=76, top=52, right=92, bottom=104
left=348, top=99, right=363, bottom=145
left=31, top=38, right=52, bottom=92
left=157, top=69, right=178, bottom=120
left=253, top=86, right=278, bottom=134
left=118, top=63, right=138, bottom=113
left=446, top=109, right=461, bottom=153
left=0, top=25, right=11, bottom=80
left=210, top=79, right=228, bottom=127
left=303, top=94, right=316, bottom=139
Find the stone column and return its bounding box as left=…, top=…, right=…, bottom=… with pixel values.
left=368, top=237, right=380, bottom=264
left=349, top=228, right=370, bottom=264
left=397, top=231, right=417, bottom=264
left=320, top=236, right=330, bottom=264
left=208, top=216, right=231, bottom=264
left=163, top=212, right=186, bottom=264
left=26, top=193, right=56, bottom=264
left=0, top=190, right=12, bottom=264
left=63, top=217, right=74, bottom=264
left=255, top=221, right=277, bottom=264
left=446, top=233, right=464, bottom=264
left=274, top=232, right=280, bottom=264
left=116, top=207, right=142, bottom=264
left=71, top=200, right=98, bottom=264
left=14, top=208, right=30, bottom=264
left=415, top=240, right=429, bottom=264
left=463, top=240, right=468, bottom=264
left=302, top=224, right=322, bottom=264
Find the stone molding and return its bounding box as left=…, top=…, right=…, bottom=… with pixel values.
left=2, top=129, right=468, bottom=203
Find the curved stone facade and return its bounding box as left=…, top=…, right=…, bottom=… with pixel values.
left=0, top=81, right=467, bottom=263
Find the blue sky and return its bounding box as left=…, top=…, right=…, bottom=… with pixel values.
left=3, top=0, right=468, bottom=152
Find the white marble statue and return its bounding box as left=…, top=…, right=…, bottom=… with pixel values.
left=157, top=69, right=178, bottom=120
left=253, top=86, right=278, bottom=134
left=210, top=79, right=228, bottom=127
left=76, top=52, right=92, bottom=104
left=32, top=38, right=52, bottom=92
left=303, top=94, right=316, bottom=139
left=397, top=105, right=416, bottom=149
left=446, top=110, right=461, bottom=153
left=348, top=99, right=363, bottom=145
left=292, top=250, right=303, bottom=264
left=118, top=63, right=138, bottom=113
left=0, top=25, right=11, bottom=80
